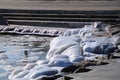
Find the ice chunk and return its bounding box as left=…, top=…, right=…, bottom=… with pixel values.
left=82, top=41, right=97, bottom=53
left=118, top=45, right=120, bottom=50
left=49, top=59, right=73, bottom=67
left=49, top=54, right=69, bottom=62
left=13, top=70, right=29, bottom=79
left=46, top=36, right=80, bottom=60
left=93, top=22, right=106, bottom=31
left=36, top=60, right=49, bottom=65
left=48, top=54, right=72, bottom=67
left=69, top=56, right=84, bottom=63
left=62, top=44, right=82, bottom=57
left=23, top=63, right=36, bottom=70
left=112, top=35, right=120, bottom=46
left=63, top=28, right=81, bottom=36
left=8, top=69, right=23, bottom=80
left=29, top=68, right=58, bottom=79
left=30, top=65, right=50, bottom=71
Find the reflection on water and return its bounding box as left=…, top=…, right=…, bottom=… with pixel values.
left=0, top=34, right=52, bottom=80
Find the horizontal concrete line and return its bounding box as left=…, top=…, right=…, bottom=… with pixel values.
left=0, top=9, right=120, bottom=14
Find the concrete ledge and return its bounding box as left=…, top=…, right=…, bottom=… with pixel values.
left=0, top=0, right=120, bottom=11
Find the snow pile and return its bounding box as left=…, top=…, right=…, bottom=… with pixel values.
left=9, top=22, right=119, bottom=80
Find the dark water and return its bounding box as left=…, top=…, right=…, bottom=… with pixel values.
left=0, top=34, right=52, bottom=80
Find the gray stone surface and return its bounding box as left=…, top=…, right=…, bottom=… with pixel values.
left=56, top=52, right=120, bottom=80
left=0, top=0, right=120, bottom=10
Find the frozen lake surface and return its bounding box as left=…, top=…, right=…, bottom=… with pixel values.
left=0, top=34, right=52, bottom=80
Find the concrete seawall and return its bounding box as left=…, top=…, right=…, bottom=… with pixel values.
left=0, top=0, right=120, bottom=27
left=0, top=0, right=120, bottom=10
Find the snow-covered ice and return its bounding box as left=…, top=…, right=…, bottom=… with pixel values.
left=8, top=22, right=119, bottom=80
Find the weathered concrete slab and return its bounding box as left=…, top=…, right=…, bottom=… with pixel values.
left=0, top=0, right=120, bottom=11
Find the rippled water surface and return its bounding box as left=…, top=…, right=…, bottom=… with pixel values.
left=0, top=34, right=52, bottom=80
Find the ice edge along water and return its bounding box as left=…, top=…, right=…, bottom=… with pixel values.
left=8, top=22, right=120, bottom=80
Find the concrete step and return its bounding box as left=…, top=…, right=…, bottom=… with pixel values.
left=0, top=9, right=120, bottom=14
left=0, top=9, right=119, bottom=27
left=7, top=17, right=118, bottom=22
left=8, top=20, right=90, bottom=28
left=0, top=13, right=119, bottom=18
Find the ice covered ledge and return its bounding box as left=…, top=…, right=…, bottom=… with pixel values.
left=8, top=22, right=120, bottom=80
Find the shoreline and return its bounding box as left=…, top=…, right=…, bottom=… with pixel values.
left=5, top=22, right=120, bottom=80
